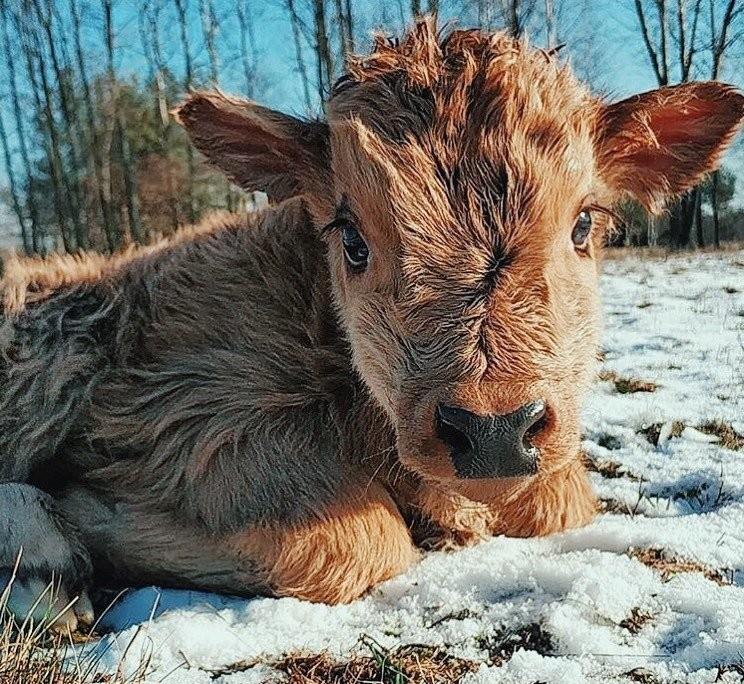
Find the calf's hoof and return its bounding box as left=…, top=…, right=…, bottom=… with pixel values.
left=1, top=572, right=94, bottom=633
left=0, top=483, right=94, bottom=632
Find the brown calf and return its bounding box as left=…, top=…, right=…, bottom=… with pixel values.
left=1, top=19, right=742, bottom=629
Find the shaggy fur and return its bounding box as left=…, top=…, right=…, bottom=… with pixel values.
left=1, top=19, right=742, bottom=613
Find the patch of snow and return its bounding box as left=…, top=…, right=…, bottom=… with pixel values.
left=87, top=250, right=744, bottom=682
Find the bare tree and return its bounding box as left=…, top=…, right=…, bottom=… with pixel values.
left=33, top=0, right=90, bottom=248
left=140, top=0, right=180, bottom=233
left=707, top=0, right=741, bottom=247
left=286, top=0, right=313, bottom=112
left=199, top=0, right=219, bottom=85
left=1, top=0, right=41, bottom=251
left=0, top=108, right=31, bottom=253
left=174, top=0, right=197, bottom=223
left=499, top=0, right=538, bottom=36
left=335, top=0, right=354, bottom=59
left=103, top=0, right=143, bottom=244
left=69, top=0, right=117, bottom=251
left=312, top=0, right=334, bottom=100
left=633, top=0, right=705, bottom=248
left=545, top=0, right=556, bottom=48
left=19, top=5, right=75, bottom=251
left=236, top=1, right=258, bottom=98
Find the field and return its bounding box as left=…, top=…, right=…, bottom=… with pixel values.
left=4, top=249, right=744, bottom=684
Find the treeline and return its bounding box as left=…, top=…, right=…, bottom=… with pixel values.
left=0, top=0, right=743, bottom=255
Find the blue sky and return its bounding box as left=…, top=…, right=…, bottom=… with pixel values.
left=46, top=0, right=685, bottom=114
left=1, top=0, right=743, bottom=237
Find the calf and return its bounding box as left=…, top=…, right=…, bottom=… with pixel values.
left=1, top=19, right=742, bottom=630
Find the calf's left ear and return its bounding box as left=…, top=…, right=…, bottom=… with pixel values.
left=174, top=91, right=331, bottom=205
left=597, top=82, right=744, bottom=212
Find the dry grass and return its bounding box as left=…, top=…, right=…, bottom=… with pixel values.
left=640, top=420, right=743, bottom=450
left=598, top=371, right=659, bottom=394
left=598, top=497, right=631, bottom=515
left=623, top=667, right=663, bottom=683
left=619, top=608, right=654, bottom=635
left=715, top=662, right=744, bottom=681
left=476, top=622, right=554, bottom=667
left=273, top=636, right=478, bottom=684
left=697, top=421, right=744, bottom=451
left=0, top=568, right=147, bottom=684
left=584, top=454, right=642, bottom=482
left=628, top=547, right=732, bottom=586
left=639, top=421, right=684, bottom=447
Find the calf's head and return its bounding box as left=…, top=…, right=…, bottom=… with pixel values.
left=177, top=21, right=743, bottom=489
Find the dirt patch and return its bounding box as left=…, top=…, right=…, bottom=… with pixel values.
left=640, top=421, right=743, bottom=451
left=639, top=421, right=684, bottom=447
left=599, top=497, right=631, bottom=515
left=477, top=622, right=554, bottom=667
left=619, top=607, right=654, bottom=635
left=599, top=371, right=659, bottom=394
left=623, top=668, right=663, bottom=684
left=596, top=433, right=623, bottom=450
left=697, top=421, right=744, bottom=451
left=275, top=637, right=478, bottom=684
left=715, top=663, right=744, bottom=680
left=585, top=454, right=642, bottom=481
left=628, top=547, right=732, bottom=586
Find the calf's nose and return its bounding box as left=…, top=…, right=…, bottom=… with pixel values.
left=435, top=400, right=546, bottom=479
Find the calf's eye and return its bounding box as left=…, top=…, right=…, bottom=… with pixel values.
left=341, top=224, right=369, bottom=272
left=572, top=210, right=592, bottom=250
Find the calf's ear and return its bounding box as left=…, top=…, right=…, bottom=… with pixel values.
left=597, top=82, right=744, bottom=212
left=174, top=91, right=331, bottom=205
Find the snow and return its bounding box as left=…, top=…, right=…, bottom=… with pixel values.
left=84, top=250, right=744, bottom=683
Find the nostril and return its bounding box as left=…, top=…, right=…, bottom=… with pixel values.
left=521, top=400, right=548, bottom=448
left=435, top=404, right=473, bottom=455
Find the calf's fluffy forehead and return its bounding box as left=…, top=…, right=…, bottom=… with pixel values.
left=326, top=21, right=601, bottom=243
left=328, top=22, right=599, bottom=154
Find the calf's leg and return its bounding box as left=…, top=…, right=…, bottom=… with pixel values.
left=0, top=483, right=94, bottom=631
left=492, top=463, right=597, bottom=537
left=60, top=477, right=418, bottom=606
left=229, top=480, right=420, bottom=604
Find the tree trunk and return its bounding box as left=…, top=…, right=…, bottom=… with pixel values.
left=670, top=191, right=696, bottom=249
left=69, top=0, right=117, bottom=251
left=142, top=1, right=179, bottom=234
left=345, top=0, right=355, bottom=49
left=174, top=0, right=197, bottom=224
left=411, top=0, right=421, bottom=16
left=20, top=11, right=73, bottom=252
left=695, top=186, right=704, bottom=248
left=34, top=0, right=89, bottom=249
left=1, top=0, right=41, bottom=252
left=545, top=0, right=556, bottom=48
left=711, top=169, right=721, bottom=248
left=0, top=109, right=31, bottom=253
left=313, top=0, right=334, bottom=101
left=335, top=0, right=352, bottom=59
left=237, top=1, right=258, bottom=98
left=200, top=0, right=219, bottom=84
left=287, top=0, right=313, bottom=112
left=103, top=0, right=142, bottom=244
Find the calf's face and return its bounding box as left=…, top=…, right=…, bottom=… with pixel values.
left=177, top=24, right=743, bottom=490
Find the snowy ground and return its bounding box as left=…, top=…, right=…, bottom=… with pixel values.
left=86, top=250, right=744, bottom=683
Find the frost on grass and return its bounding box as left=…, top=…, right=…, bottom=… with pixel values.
left=9, top=250, right=744, bottom=684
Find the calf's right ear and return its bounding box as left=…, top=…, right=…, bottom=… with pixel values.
left=597, top=82, right=744, bottom=213
left=174, top=91, right=331, bottom=205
